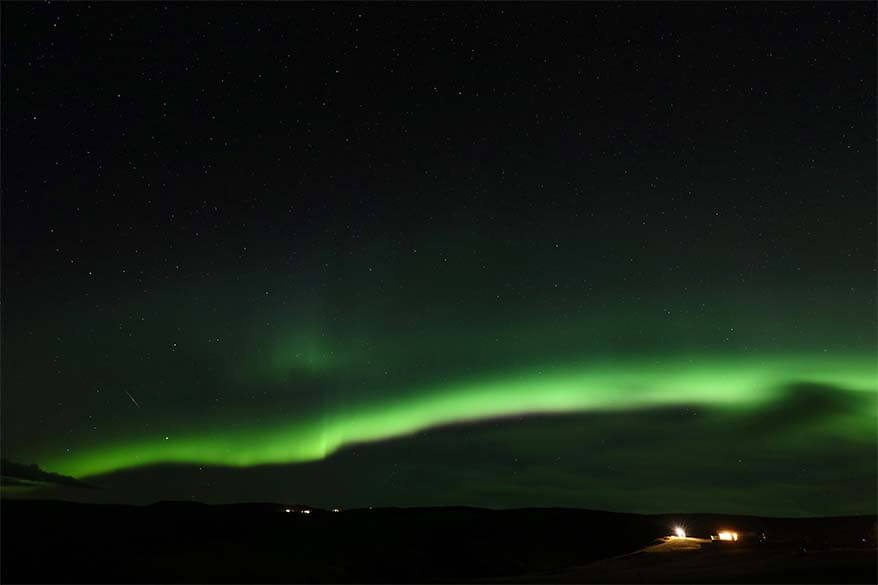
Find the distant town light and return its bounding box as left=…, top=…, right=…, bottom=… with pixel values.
left=717, top=531, right=738, bottom=541
left=332, top=508, right=340, bottom=513
left=674, top=526, right=686, bottom=538
left=284, top=508, right=291, bottom=513
left=302, top=509, right=311, bottom=515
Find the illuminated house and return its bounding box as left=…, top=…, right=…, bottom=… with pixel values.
left=710, top=530, right=739, bottom=542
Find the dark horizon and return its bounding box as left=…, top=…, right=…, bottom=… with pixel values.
left=5, top=496, right=878, bottom=522
left=4, top=498, right=874, bottom=584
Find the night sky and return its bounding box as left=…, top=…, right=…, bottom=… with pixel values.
left=2, top=3, right=875, bottom=516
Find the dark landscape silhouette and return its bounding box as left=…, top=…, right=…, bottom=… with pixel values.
left=2, top=499, right=875, bottom=583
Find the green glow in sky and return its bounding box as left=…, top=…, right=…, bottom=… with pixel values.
left=41, top=353, right=876, bottom=479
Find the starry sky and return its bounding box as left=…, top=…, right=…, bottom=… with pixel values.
left=2, top=3, right=876, bottom=516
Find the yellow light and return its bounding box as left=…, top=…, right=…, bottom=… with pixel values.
left=674, top=527, right=686, bottom=538
left=718, top=531, right=738, bottom=541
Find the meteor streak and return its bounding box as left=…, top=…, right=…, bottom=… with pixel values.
left=125, top=391, right=140, bottom=408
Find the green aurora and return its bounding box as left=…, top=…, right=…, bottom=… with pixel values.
left=4, top=262, right=876, bottom=514
left=40, top=351, right=877, bottom=479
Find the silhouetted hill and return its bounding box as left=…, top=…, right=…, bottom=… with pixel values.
left=1, top=499, right=874, bottom=583
left=0, top=460, right=95, bottom=489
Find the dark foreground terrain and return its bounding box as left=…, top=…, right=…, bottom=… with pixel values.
left=2, top=499, right=875, bottom=583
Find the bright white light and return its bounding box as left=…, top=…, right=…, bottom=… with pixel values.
left=284, top=508, right=291, bottom=513
left=302, top=509, right=311, bottom=515
left=332, top=508, right=340, bottom=513
left=674, top=526, right=686, bottom=538
left=718, top=531, right=738, bottom=541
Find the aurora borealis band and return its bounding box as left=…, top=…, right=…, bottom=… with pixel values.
left=35, top=353, right=878, bottom=479
left=2, top=3, right=876, bottom=515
